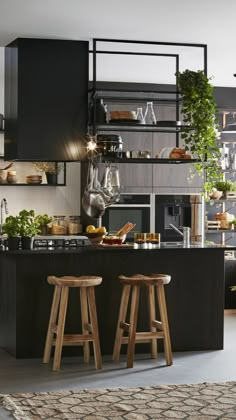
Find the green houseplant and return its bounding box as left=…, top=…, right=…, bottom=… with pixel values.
left=35, top=214, right=52, bottom=235
left=2, top=215, right=21, bottom=250
left=177, top=70, right=222, bottom=197
left=18, top=210, right=41, bottom=249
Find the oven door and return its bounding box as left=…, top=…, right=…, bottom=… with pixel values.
left=102, top=206, right=151, bottom=241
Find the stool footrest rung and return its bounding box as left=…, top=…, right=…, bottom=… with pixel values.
left=52, top=334, right=94, bottom=346
left=120, top=321, right=130, bottom=332
left=122, top=331, right=164, bottom=343
left=152, top=320, right=163, bottom=330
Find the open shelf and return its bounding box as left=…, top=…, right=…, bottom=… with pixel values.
left=89, top=123, right=191, bottom=133
left=92, top=156, right=198, bottom=164
left=0, top=183, right=65, bottom=186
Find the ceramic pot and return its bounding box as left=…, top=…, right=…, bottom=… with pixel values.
left=21, top=236, right=33, bottom=250
left=46, top=173, right=57, bottom=185
left=0, top=170, right=7, bottom=184
left=7, top=237, right=20, bottom=250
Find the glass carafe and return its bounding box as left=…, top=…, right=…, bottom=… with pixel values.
left=144, top=101, right=156, bottom=125
left=136, top=107, right=145, bottom=124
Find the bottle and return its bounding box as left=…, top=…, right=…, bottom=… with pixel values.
left=136, top=107, right=145, bottom=124
left=90, top=98, right=107, bottom=124
left=144, top=102, right=156, bottom=125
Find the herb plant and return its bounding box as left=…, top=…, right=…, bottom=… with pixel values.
left=18, top=210, right=41, bottom=237
left=2, top=215, right=21, bottom=237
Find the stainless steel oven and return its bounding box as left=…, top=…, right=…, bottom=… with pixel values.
left=102, top=194, right=152, bottom=241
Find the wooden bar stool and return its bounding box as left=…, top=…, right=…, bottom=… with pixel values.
left=43, top=275, right=102, bottom=372
left=113, top=273, right=172, bottom=368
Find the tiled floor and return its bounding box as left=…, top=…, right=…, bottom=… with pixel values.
left=0, top=313, right=235, bottom=418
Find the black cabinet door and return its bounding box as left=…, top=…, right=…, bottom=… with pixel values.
left=4, top=38, right=88, bottom=161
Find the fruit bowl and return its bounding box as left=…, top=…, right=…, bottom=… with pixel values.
left=86, top=232, right=106, bottom=245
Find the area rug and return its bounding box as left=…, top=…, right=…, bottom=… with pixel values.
left=1, top=381, right=236, bottom=419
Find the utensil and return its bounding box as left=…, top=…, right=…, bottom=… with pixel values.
left=1, top=163, right=13, bottom=171
left=82, top=162, right=105, bottom=219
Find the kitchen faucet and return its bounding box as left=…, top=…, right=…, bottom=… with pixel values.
left=169, top=223, right=191, bottom=247
left=0, top=198, right=9, bottom=235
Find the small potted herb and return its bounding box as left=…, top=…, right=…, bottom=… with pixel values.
left=214, top=181, right=236, bottom=198
left=18, top=210, right=41, bottom=249
left=35, top=214, right=53, bottom=235
left=2, top=215, right=21, bottom=250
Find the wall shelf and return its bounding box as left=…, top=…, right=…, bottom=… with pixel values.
left=89, top=123, right=191, bottom=133
left=92, top=156, right=198, bottom=164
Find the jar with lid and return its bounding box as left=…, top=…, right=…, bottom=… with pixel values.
left=52, top=215, right=67, bottom=235
left=68, top=216, right=82, bottom=235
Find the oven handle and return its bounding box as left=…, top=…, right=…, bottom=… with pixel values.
left=108, top=204, right=151, bottom=208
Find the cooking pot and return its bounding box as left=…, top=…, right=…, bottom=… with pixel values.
left=97, top=134, right=123, bottom=158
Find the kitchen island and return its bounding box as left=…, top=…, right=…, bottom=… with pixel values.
left=0, top=244, right=230, bottom=358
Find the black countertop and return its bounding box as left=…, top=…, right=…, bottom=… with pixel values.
left=0, top=242, right=236, bottom=254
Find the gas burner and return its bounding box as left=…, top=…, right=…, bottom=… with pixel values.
left=33, top=235, right=89, bottom=249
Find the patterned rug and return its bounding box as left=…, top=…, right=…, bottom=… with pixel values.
left=1, top=382, right=236, bottom=419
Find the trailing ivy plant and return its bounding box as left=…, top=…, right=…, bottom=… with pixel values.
left=177, top=70, right=222, bottom=197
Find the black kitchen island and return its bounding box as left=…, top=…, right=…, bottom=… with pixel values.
left=0, top=244, right=230, bottom=358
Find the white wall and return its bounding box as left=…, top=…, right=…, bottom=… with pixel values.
left=0, top=162, right=81, bottom=217
left=0, top=0, right=236, bottom=87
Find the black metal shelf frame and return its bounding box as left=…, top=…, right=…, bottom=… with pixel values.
left=90, top=38, right=207, bottom=154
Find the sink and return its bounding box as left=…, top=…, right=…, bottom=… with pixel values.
left=161, top=242, right=183, bottom=247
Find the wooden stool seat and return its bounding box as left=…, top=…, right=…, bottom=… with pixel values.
left=119, top=274, right=171, bottom=286
left=113, top=273, right=172, bottom=368
left=43, top=275, right=102, bottom=372
left=48, top=275, right=102, bottom=287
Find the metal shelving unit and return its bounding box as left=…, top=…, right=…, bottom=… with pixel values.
left=89, top=38, right=207, bottom=163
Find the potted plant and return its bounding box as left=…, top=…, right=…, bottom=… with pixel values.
left=33, top=162, right=63, bottom=185
left=177, top=70, right=222, bottom=198
left=2, top=215, right=21, bottom=250
left=35, top=214, right=52, bottom=235
left=213, top=180, right=236, bottom=198
left=18, top=210, right=41, bottom=249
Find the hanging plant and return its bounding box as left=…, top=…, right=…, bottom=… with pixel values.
left=177, top=70, right=222, bottom=197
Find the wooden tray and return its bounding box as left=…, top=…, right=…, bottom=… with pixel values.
left=97, top=243, right=135, bottom=248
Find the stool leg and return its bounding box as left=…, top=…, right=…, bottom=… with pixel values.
left=53, top=286, right=69, bottom=372
left=127, top=285, right=140, bottom=368
left=113, top=285, right=131, bottom=362
left=80, top=287, right=90, bottom=364
left=156, top=285, right=173, bottom=366
left=87, top=287, right=102, bottom=370
left=147, top=285, right=158, bottom=359
left=43, top=285, right=61, bottom=364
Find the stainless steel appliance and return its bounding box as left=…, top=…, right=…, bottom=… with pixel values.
left=102, top=194, right=152, bottom=240
left=155, top=194, right=204, bottom=243
left=33, top=235, right=90, bottom=249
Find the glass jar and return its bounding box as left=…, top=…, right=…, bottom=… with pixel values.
left=144, top=101, right=156, bottom=125
left=68, top=216, right=82, bottom=235
left=52, top=215, right=67, bottom=235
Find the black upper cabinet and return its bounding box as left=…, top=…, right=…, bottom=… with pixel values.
left=4, top=38, right=88, bottom=161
